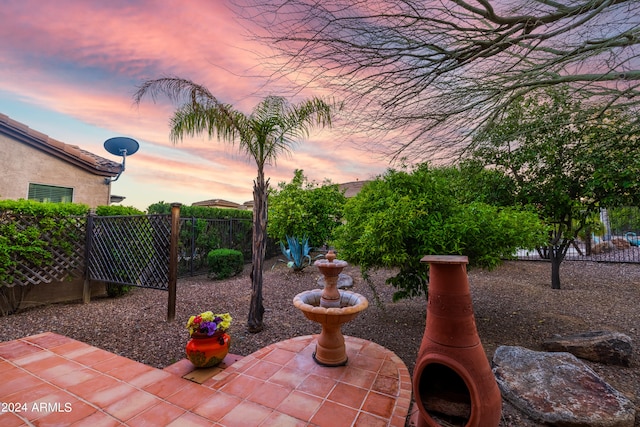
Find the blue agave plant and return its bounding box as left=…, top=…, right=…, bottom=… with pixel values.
left=279, top=235, right=317, bottom=271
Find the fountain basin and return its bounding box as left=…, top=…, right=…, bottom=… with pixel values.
left=294, top=289, right=368, bottom=323
left=293, top=289, right=368, bottom=366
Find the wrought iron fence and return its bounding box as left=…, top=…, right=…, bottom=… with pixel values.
left=177, top=217, right=253, bottom=276
left=516, top=207, right=640, bottom=263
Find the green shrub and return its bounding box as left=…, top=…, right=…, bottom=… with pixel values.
left=207, top=249, right=244, bottom=279
left=106, top=283, right=134, bottom=298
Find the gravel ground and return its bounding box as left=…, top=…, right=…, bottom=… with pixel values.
left=1, top=258, right=638, bottom=426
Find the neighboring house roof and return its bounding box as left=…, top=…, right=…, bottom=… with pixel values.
left=0, top=113, right=121, bottom=177
left=339, top=180, right=370, bottom=198
left=192, top=199, right=247, bottom=209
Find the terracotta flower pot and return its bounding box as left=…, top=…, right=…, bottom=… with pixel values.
left=185, top=331, right=231, bottom=368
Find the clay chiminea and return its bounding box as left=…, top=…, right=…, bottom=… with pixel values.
left=413, top=255, right=502, bottom=427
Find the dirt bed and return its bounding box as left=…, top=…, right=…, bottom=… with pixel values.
left=1, top=259, right=638, bottom=426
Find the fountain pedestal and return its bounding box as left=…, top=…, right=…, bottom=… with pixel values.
left=293, top=251, right=368, bottom=366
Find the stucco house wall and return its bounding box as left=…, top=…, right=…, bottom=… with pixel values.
left=0, top=113, right=120, bottom=208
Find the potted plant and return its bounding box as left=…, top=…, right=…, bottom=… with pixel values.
left=185, top=311, right=232, bottom=368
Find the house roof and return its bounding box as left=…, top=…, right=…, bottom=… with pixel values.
left=0, top=113, right=121, bottom=177
left=338, top=180, right=370, bottom=198
left=191, top=199, right=246, bottom=209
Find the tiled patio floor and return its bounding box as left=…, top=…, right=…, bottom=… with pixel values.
left=0, top=332, right=411, bottom=426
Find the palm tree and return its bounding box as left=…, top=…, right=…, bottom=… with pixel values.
left=134, top=77, right=338, bottom=332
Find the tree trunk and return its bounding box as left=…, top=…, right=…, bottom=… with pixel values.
left=247, top=173, right=268, bottom=332
left=550, top=245, right=563, bottom=290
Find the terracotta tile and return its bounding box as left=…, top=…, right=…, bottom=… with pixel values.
left=66, top=374, right=120, bottom=397
left=296, top=374, right=336, bottom=398
left=91, top=355, right=137, bottom=374
left=285, top=353, right=319, bottom=372
left=127, top=400, right=186, bottom=427
left=24, top=332, right=75, bottom=349
left=71, top=348, right=117, bottom=367
left=268, top=366, right=306, bottom=389
left=128, top=368, right=174, bottom=389
left=32, top=398, right=97, bottom=426
left=143, top=374, right=189, bottom=398
left=219, top=374, right=263, bottom=399
left=371, top=374, right=399, bottom=396
left=104, top=390, right=162, bottom=421
left=165, top=411, right=214, bottom=427
left=0, top=372, right=43, bottom=398
left=86, top=383, right=137, bottom=407
left=13, top=350, right=58, bottom=368
left=328, top=382, right=367, bottom=408
left=378, top=358, right=399, bottom=377
left=275, top=390, right=322, bottom=421
left=310, top=400, right=358, bottom=427
left=0, top=340, right=43, bottom=360
left=349, top=354, right=385, bottom=373
left=68, top=410, right=122, bottom=427
left=165, top=381, right=216, bottom=410
left=354, top=411, right=387, bottom=427
left=203, top=371, right=238, bottom=390
left=163, top=359, right=195, bottom=376
left=0, top=411, right=27, bottom=427
left=311, top=363, right=347, bottom=380
left=219, top=400, right=272, bottom=427
left=22, top=389, right=77, bottom=421
left=276, top=337, right=313, bottom=353
left=38, top=360, right=87, bottom=381
left=339, top=367, right=376, bottom=389
left=359, top=342, right=388, bottom=360
left=362, top=391, right=395, bottom=419
left=0, top=360, right=13, bottom=373
left=107, top=360, right=154, bottom=382
left=49, top=340, right=92, bottom=357
left=192, top=391, right=242, bottom=421
left=243, top=360, right=282, bottom=380
left=49, top=368, right=99, bottom=389
left=4, top=382, right=61, bottom=406
left=259, top=411, right=307, bottom=427
left=262, top=348, right=297, bottom=365
left=247, top=381, right=290, bottom=409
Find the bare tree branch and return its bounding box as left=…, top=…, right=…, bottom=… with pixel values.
left=236, top=0, right=640, bottom=162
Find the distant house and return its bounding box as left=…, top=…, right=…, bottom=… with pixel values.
left=0, top=113, right=121, bottom=208
left=338, top=180, right=370, bottom=198
left=192, top=199, right=250, bottom=210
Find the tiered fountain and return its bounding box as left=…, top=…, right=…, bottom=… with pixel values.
left=293, top=250, right=368, bottom=366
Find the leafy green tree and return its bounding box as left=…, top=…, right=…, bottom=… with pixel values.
left=473, top=86, right=640, bottom=289
left=268, top=169, right=346, bottom=248
left=333, top=164, right=545, bottom=300
left=134, top=78, right=339, bottom=332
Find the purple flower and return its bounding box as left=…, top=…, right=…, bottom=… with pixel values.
left=201, top=321, right=219, bottom=336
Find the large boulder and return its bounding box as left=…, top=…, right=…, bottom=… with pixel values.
left=493, top=346, right=636, bottom=427
left=541, top=330, right=633, bottom=367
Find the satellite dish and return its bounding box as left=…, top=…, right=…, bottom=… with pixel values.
left=103, top=137, right=140, bottom=184
left=104, top=137, right=139, bottom=156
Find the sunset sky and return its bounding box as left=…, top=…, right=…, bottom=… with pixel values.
left=0, top=0, right=389, bottom=211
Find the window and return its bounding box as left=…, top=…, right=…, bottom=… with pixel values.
left=28, top=184, right=73, bottom=203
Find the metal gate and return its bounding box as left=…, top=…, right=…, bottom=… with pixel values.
left=86, top=214, right=172, bottom=289
left=86, top=203, right=181, bottom=320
